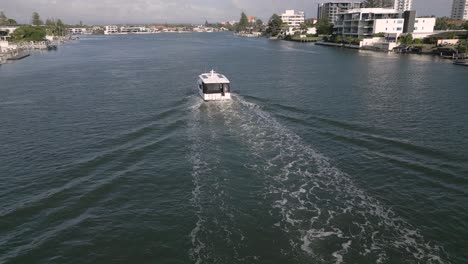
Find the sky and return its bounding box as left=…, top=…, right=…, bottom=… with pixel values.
left=0, top=0, right=453, bottom=25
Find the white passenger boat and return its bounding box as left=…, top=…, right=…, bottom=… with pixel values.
left=197, top=70, right=231, bottom=101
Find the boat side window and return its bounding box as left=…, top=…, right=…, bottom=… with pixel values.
left=203, top=83, right=230, bottom=94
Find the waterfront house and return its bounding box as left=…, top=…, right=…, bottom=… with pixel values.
left=68, top=28, right=88, bottom=35
left=120, top=26, right=149, bottom=33
left=334, top=8, right=435, bottom=39
left=333, top=8, right=435, bottom=50
left=0, top=26, right=20, bottom=41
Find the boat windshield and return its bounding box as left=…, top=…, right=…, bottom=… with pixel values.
left=203, top=83, right=230, bottom=94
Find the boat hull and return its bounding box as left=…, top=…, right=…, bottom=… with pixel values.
left=454, top=61, right=468, bottom=66
left=198, top=89, right=231, bottom=101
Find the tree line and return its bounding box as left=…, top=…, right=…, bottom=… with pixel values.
left=234, top=12, right=264, bottom=33
left=435, top=17, right=468, bottom=31
left=0, top=11, right=17, bottom=25
left=1, top=11, right=71, bottom=42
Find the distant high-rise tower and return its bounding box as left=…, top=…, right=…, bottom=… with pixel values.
left=451, top=0, right=468, bottom=20
left=317, top=2, right=361, bottom=24
left=394, top=0, right=413, bottom=11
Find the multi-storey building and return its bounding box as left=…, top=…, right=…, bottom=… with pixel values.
left=68, top=28, right=87, bottom=35
left=317, top=2, right=362, bottom=24
left=120, top=26, right=148, bottom=33
left=280, top=10, right=305, bottom=28
left=393, top=0, right=413, bottom=11
left=451, top=0, right=468, bottom=20
left=104, top=25, right=118, bottom=34
left=334, top=8, right=435, bottom=39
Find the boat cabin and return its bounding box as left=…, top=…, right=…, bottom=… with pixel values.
left=197, top=70, right=231, bottom=101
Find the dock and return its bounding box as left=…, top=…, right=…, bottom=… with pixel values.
left=7, top=52, right=30, bottom=61
left=454, top=60, right=468, bottom=66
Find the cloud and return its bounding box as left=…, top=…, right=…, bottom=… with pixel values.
left=0, top=0, right=450, bottom=25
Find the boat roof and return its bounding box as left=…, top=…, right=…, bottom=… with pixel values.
left=199, top=70, right=230, bottom=84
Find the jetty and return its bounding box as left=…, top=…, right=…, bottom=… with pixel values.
left=7, top=52, right=30, bottom=60
left=315, top=41, right=361, bottom=49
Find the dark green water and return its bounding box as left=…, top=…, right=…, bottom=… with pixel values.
left=0, top=33, right=467, bottom=264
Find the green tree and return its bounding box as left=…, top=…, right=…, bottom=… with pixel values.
left=316, top=18, right=333, bottom=35
left=383, top=0, right=394, bottom=7
left=463, top=21, right=468, bottom=30
left=399, top=33, right=413, bottom=45
left=0, top=11, right=7, bottom=25
left=7, top=18, right=17, bottom=25
left=11, top=25, right=46, bottom=41
left=363, top=0, right=392, bottom=7
left=45, top=18, right=54, bottom=26
left=32, top=12, right=43, bottom=25
left=237, top=12, right=249, bottom=32
left=335, top=35, right=343, bottom=43
left=266, top=13, right=283, bottom=37
left=56, top=19, right=65, bottom=36
left=362, top=0, right=379, bottom=7
left=44, top=18, right=66, bottom=36
left=345, top=36, right=352, bottom=44
left=447, top=32, right=456, bottom=39
left=458, top=39, right=467, bottom=54
left=435, top=17, right=447, bottom=30
left=435, top=17, right=453, bottom=30
left=254, top=19, right=264, bottom=31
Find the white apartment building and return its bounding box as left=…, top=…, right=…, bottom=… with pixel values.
left=334, top=8, right=435, bottom=39
left=280, top=10, right=305, bottom=28
left=317, top=2, right=362, bottom=24
left=451, top=0, right=468, bottom=20
left=68, top=28, right=87, bottom=34
left=394, top=0, right=413, bottom=11
left=120, top=26, right=148, bottom=33
left=373, top=18, right=406, bottom=34
left=104, top=25, right=118, bottom=34
left=373, top=17, right=435, bottom=34
left=413, top=18, right=436, bottom=33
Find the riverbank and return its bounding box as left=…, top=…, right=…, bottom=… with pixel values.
left=0, top=36, right=73, bottom=66
left=285, top=36, right=320, bottom=43
left=315, top=41, right=360, bottom=49
left=313, top=40, right=468, bottom=61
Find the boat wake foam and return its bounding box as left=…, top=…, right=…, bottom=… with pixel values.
left=187, top=95, right=447, bottom=263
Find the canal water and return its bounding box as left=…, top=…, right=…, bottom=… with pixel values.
left=0, top=33, right=467, bottom=264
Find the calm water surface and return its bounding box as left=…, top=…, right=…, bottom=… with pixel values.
left=1, top=33, right=467, bottom=264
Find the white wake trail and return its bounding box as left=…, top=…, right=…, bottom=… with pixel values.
left=217, top=95, right=447, bottom=264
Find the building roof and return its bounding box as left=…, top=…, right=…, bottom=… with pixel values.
left=199, top=70, right=230, bottom=84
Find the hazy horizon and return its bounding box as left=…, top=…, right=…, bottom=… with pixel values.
left=0, top=0, right=453, bottom=25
